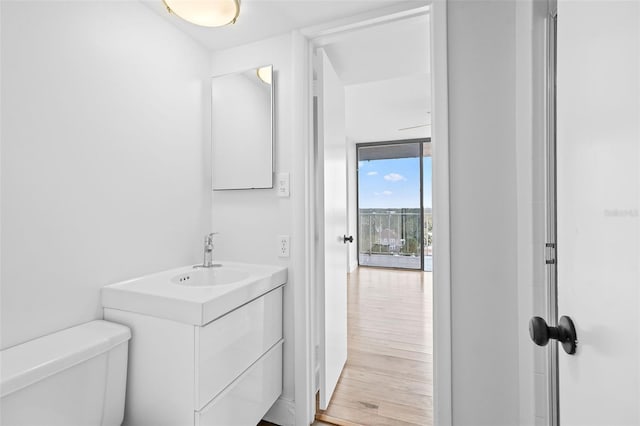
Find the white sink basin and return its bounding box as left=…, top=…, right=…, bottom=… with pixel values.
left=171, top=267, right=250, bottom=287
left=101, top=261, right=287, bottom=326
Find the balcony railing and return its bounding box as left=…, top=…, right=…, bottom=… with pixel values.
left=358, top=210, right=432, bottom=270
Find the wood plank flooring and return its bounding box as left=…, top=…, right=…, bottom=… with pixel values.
left=319, top=267, right=433, bottom=426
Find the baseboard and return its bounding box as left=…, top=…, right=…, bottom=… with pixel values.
left=263, top=397, right=296, bottom=426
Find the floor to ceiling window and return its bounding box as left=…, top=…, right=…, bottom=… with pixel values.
left=357, top=140, right=432, bottom=271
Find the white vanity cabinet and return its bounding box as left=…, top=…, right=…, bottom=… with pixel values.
left=102, top=264, right=285, bottom=426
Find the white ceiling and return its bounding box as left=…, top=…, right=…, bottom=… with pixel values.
left=142, top=0, right=427, bottom=51
left=143, top=0, right=431, bottom=143
left=322, top=13, right=431, bottom=142
left=345, top=76, right=431, bottom=142
left=322, top=13, right=429, bottom=85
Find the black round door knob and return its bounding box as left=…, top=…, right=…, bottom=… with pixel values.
left=529, top=315, right=577, bottom=355
left=343, top=235, right=354, bottom=243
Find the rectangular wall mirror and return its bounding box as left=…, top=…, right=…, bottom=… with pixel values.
left=211, top=65, right=274, bottom=190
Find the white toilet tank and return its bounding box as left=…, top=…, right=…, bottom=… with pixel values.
left=0, top=320, right=131, bottom=426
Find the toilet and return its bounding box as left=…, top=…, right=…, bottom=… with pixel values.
left=0, top=320, right=131, bottom=426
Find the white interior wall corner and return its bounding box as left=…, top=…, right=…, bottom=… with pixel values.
left=515, top=0, right=539, bottom=425
left=208, top=33, right=297, bottom=420
left=447, top=1, right=521, bottom=424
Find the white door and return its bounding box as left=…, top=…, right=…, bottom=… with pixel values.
left=556, top=1, right=639, bottom=424
left=315, top=48, right=349, bottom=410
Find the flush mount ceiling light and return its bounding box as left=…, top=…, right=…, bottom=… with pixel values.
left=163, top=0, right=240, bottom=27
left=257, top=66, right=272, bottom=85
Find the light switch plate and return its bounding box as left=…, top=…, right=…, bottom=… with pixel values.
left=277, top=172, right=290, bottom=197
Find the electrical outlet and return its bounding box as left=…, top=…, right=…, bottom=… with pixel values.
left=278, top=235, right=290, bottom=258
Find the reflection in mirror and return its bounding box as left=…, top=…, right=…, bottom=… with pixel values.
left=211, top=65, right=273, bottom=190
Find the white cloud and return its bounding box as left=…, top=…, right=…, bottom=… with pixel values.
left=367, top=171, right=378, bottom=176
left=384, top=173, right=406, bottom=182
left=382, top=191, right=393, bottom=196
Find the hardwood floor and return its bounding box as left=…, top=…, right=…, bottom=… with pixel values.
left=319, top=267, right=433, bottom=426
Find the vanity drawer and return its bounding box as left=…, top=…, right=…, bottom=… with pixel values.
left=195, top=340, right=283, bottom=426
left=195, top=286, right=282, bottom=409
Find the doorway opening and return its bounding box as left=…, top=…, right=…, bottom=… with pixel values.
left=317, top=143, right=433, bottom=425
left=312, top=9, right=434, bottom=426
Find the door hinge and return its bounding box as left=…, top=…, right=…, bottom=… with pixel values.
left=545, top=242, right=556, bottom=265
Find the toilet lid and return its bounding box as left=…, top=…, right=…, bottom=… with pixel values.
left=0, top=320, right=130, bottom=398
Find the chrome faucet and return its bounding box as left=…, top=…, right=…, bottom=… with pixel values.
left=200, top=232, right=218, bottom=268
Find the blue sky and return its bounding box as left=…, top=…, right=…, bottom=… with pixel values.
left=358, top=157, right=432, bottom=209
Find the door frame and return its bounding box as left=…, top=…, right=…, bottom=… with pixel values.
left=546, top=3, right=559, bottom=425
left=291, top=2, right=452, bottom=424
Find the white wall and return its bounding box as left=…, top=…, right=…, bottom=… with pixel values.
left=515, top=0, right=537, bottom=424
left=209, top=33, right=299, bottom=423
left=447, top=1, right=521, bottom=424
left=1, top=1, right=211, bottom=349
left=516, top=0, right=551, bottom=425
